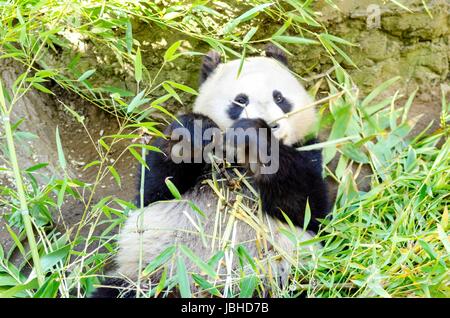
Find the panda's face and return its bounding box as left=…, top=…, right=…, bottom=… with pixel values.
left=193, top=56, right=316, bottom=146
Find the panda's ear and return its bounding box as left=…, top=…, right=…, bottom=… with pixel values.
left=200, top=50, right=221, bottom=84
left=265, top=44, right=288, bottom=66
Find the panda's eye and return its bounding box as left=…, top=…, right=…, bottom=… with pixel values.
left=233, top=94, right=249, bottom=107
left=273, top=91, right=284, bottom=104
left=273, top=90, right=292, bottom=113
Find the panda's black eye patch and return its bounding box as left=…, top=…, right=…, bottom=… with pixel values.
left=233, top=94, right=249, bottom=106
left=273, top=90, right=292, bottom=113
left=227, top=93, right=249, bottom=120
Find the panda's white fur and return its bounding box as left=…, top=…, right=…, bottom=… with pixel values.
left=113, top=56, right=320, bottom=295
left=116, top=189, right=316, bottom=289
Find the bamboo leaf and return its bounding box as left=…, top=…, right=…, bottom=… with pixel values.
left=77, top=69, right=96, bottom=82
left=272, top=35, right=319, bottom=45
left=239, top=275, right=258, bottom=298
left=108, top=165, right=121, bottom=188
left=179, top=245, right=217, bottom=278
left=165, top=177, right=181, bottom=199
left=164, top=40, right=182, bottom=62
left=32, top=82, right=54, bottom=95
left=134, top=47, right=142, bottom=82
left=177, top=256, right=191, bottom=298
left=40, top=245, right=70, bottom=272
left=55, top=126, right=66, bottom=170
left=142, top=245, right=176, bottom=276
left=223, top=3, right=273, bottom=34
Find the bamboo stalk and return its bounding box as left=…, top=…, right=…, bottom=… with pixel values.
left=0, top=81, right=44, bottom=286
left=269, top=91, right=345, bottom=125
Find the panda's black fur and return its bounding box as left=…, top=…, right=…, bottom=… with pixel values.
left=91, top=45, right=330, bottom=298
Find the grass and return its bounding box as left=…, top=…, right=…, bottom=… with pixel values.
left=0, top=0, right=449, bottom=298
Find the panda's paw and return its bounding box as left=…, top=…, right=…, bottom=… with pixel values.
left=163, top=113, right=219, bottom=162
left=231, top=118, right=271, bottom=131
left=225, top=118, right=273, bottom=168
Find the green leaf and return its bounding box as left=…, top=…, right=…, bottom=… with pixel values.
left=418, top=240, right=437, bottom=260
left=0, top=274, right=18, bottom=287
left=192, top=274, right=221, bottom=297
left=164, top=81, right=198, bottom=95
left=165, top=178, right=181, bottom=199
left=177, top=256, right=191, bottom=298
left=239, top=275, right=258, bottom=298
left=129, top=143, right=164, bottom=154
left=0, top=278, right=38, bottom=298
left=83, top=160, right=101, bottom=170
left=77, top=69, right=96, bottom=82
left=320, top=33, right=357, bottom=46
left=5, top=225, right=25, bottom=257
left=33, top=275, right=60, bottom=298
left=155, top=267, right=167, bottom=297
left=55, top=126, right=66, bottom=169
left=303, top=200, right=311, bottom=230
left=223, top=3, right=273, bottom=34
left=405, top=147, right=417, bottom=172
left=35, top=69, right=57, bottom=78
left=341, top=144, right=369, bottom=163
left=236, top=245, right=257, bottom=271
left=32, top=82, right=54, bottom=95
left=25, top=163, right=49, bottom=172
left=362, top=77, right=401, bottom=108
left=134, top=48, right=142, bottom=82
left=207, top=251, right=225, bottom=267
left=99, top=139, right=110, bottom=151
left=151, top=104, right=179, bottom=122
left=437, top=225, right=450, bottom=254
left=127, top=91, right=150, bottom=113
left=179, top=245, right=217, bottom=279
left=128, top=147, right=148, bottom=169
left=272, top=35, right=319, bottom=45
left=243, top=26, right=258, bottom=43
left=57, top=178, right=67, bottom=207
left=164, top=40, right=182, bottom=62
left=142, top=245, right=176, bottom=276
left=108, top=165, right=121, bottom=188
left=273, top=18, right=292, bottom=37
left=40, top=245, right=70, bottom=272
left=162, top=82, right=182, bottom=104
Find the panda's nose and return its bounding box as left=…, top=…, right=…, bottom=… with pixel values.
left=270, top=122, right=280, bottom=131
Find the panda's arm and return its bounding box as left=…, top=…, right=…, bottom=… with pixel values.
left=255, top=142, right=330, bottom=233
left=138, top=113, right=218, bottom=207
left=229, top=118, right=330, bottom=233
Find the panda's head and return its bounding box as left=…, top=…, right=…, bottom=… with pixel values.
left=193, top=45, right=316, bottom=146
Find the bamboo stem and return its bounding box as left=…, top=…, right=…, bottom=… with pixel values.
left=0, top=82, right=44, bottom=286
left=269, top=91, right=345, bottom=125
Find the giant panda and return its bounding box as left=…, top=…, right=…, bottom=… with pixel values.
left=92, top=45, right=330, bottom=298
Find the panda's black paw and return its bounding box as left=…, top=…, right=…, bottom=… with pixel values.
left=225, top=118, right=274, bottom=172
left=231, top=118, right=271, bottom=131
left=161, top=113, right=219, bottom=162
left=227, top=118, right=272, bottom=149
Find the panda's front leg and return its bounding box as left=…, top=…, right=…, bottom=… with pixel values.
left=139, top=113, right=219, bottom=206
left=227, top=118, right=330, bottom=233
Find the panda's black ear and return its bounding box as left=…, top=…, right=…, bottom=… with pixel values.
left=200, top=50, right=221, bottom=84
left=265, top=44, right=288, bottom=66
